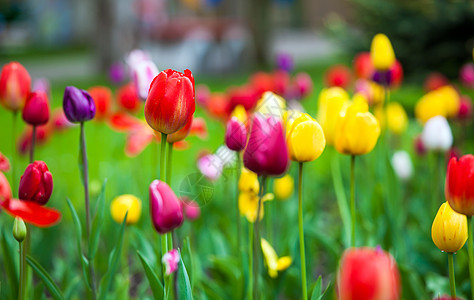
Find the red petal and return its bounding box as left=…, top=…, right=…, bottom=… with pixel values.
left=125, top=128, right=154, bottom=157
left=108, top=112, right=143, bottom=132
left=0, top=152, right=10, bottom=172
left=189, top=117, right=208, bottom=140
left=0, top=198, right=61, bottom=227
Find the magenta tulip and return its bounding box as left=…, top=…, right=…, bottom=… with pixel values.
left=149, top=180, right=183, bottom=234
left=225, top=117, right=247, bottom=151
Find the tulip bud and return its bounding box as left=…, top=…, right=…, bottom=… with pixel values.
left=63, top=86, right=96, bottom=123
left=88, top=86, right=112, bottom=120
left=424, top=72, right=449, bottom=92
left=386, top=102, right=408, bottom=135
left=370, top=33, right=396, bottom=71
left=337, top=247, right=401, bottom=300
left=197, top=154, right=223, bottom=181
left=432, top=202, right=467, bottom=253
left=162, top=249, right=180, bottom=276
left=132, top=60, right=159, bottom=100
left=324, top=65, right=351, bottom=89
left=273, top=174, right=294, bottom=200
left=225, top=116, right=247, bottom=152
left=0, top=62, right=31, bottom=111
left=167, top=115, right=193, bottom=144
left=181, top=198, right=201, bottom=221
left=317, top=87, right=350, bottom=146
left=391, top=151, right=413, bottom=181
left=13, top=217, right=27, bottom=243
left=18, top=161, right=53, bottom=205
left=110, top=194, right=142, bottom=225
left=144, top=69, right=195, bottom=135
left=22, top=91, right=50, bottom=126
left=149, top=180, right=183, bottom=234
left=117, top=83, right=140, bottom=113
left=445, top=154, right=474, bottom=216
left=421, top=116, right=453, bottom=152
left=286, top=113, right=326, bottom=162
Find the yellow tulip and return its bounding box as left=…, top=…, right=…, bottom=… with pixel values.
left=415, top=85, right=460, bottom=123
left=317, top=87, right=350, bottom=145
left=287, top=113, right=326, bottom=162
left=386, top=102, right=408, bottom=135
left=255, top=91, right=286, bottom=120
left=370, top=81, right=385, bottom=105
left=284, top=109, right=303, bottom=138
left=273, top=174, right=294, bottom=200
left=231, top=104, right=247, bottom=123
left=437, top=86, right=460, bottom=118
left=334, top=101, right=381, bottom=155
left=370, top=33, right=395, bottom=71
left=261, top=238, right=292, bottom=278
left=238, top=191, right=274, bottom=223
left=110, top=194, right=142, bottom=225
left=238, top=167, right=259, bottom=194
left=431, top=202, right=467, bottom=253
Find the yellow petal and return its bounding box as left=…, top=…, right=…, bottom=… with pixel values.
left=370, top=33, right=395, bottom=71
left=110, top=194, right=142, bottom=225
left=431, top=202, right=468, bottom=253
left=276, top=256, right=292, bottom=271
left=317, top=87, right=350, bottom=146
left=273, top=174, right=294, bottom=201
left=255, top=92, right=287, bottom=120
left=261, top=238, right=279, bottom=278
left=238, top=168, right=259, bottom=194
left=386, top=102, right=408, bottom=135
left=231, top=105, right=247, bottom=123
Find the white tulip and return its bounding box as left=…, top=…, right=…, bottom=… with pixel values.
left=391, top=151, right=413, bottom=180
left=131, top=60, right=159, bottom=100
left=421, top=116, right=453, bottom=151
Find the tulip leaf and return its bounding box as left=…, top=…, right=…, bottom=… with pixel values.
left=183, top=236, right=194, bottom=288
left=137, top=251, right=164, bottom=300
left=26, top=255, right=65, bottom=300
left=98, top=212, right=127, bottom=300
left=88, top=178, right=107, bottom=259
left=66, top=198, right=91, bottom=290
left=310, top=276, right=322, bottom=300
left=331, top=154, right=351, bottom=248
left=0, top=228, right=18, bottom=299
left=178, top=249, right=193, bottom=300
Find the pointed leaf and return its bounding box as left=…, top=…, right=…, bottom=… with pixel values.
left=331, top=154, right=351, bottom=248
left=88, top=179, right=107, bottom=259
left=26, top=255, right=65, bottom=300
left=137, top=251, right=164, bottom=300
left=177, top=249, right=193, bottom=300
left=1, top=228, right=18, bottom=299
left=310, top=276, right=322, bottom=300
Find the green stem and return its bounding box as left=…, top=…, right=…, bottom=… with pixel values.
left=161, top=234, right=168, bottom=299
left=166, top=142, right=173, bottom=185
left=159, top=133, right=169, bottom=299
left=350, top=155, right=356, bottom=248
left=160, top=134, right=167, bottom=182
left=248, top=222, right=254, bottom=300
left=18, top=241, right=24, bottom=300
left=12, top=111, right=17, bottom=196
left=80, top=122, right=96, bottom=299
left=29, top=126, right=36, bottom=163
left=236, top=154, right=242, bottom=255
left=253, top=176, right=267, bottom=300
left=448, top=253, right=456, bottom=299
left=298, top=162, right=307, bottom=300
left=152, top=141, right=158, bottom=179
left=468, top=216, right=474, bottom=300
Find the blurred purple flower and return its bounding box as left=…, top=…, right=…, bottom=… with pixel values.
left=109, top=62, right=125, bottom=84
left=276, top=53, right=294, bottom=73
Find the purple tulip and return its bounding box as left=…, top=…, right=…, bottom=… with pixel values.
left=372, top=70, right=393, bottom=86
left=225, top=117, right=247, bottom=151
left=243, top=114, right=289, bottom=177
left=109, top=62, right=125, bottom=85
left=149, top=180, right=184, bottom=234
left=63, top=86, right=96, bottom=123
left=276, top=53, right=294, bottom=73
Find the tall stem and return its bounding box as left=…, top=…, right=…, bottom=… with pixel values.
left=350, top=155, right=356, bottom=247
left=248, top=222, right=254, bottom=300
left=298, top=163, right=307, bottom=300
left=159, top=133, right=170, bottom=299
left=160, top=133, right=167, bottom=181
left=18, top=241, right=24, bottom=300
left=166, top=142, right=173, bottom=185
left=80, top=122, right=96, bottom=298
left=253, top=176, right=267, bottom=300
left=29, top=126, right=36, bottom=163
left=468, top=216, right=474, bottom=300
left=448, top=253, right=456, bottom=299
left=12, top=111, right=17, bottom=196
left=236, top=154, right=242, bottom=254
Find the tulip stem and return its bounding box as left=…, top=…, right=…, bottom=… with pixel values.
left=236, top=154, right=242, bottom=256
left=160, top=133, right=167, bottom=181
left=159, top=132, right=170, bottom=300
left=448, top=253, right=456, bottom=299
left=80, top=122, right=96, bottom=299
left=166, top=142, right=173, bottom=185
left=12, top=111, right=17, bottom=196
left=350, top=155, right=356, bottom=247
left=161, top=234, right=169, bottom=299
left=248, top=222, right=253, bottom=300
left=298, top=162, right=307, bottom=300
left=253, top=176, right=267, bottom=300
left=18, top=241, right=25, bottom=300
left=29, top=125, right=36, bottom=163
left=468, top=216, right=474, bottom=300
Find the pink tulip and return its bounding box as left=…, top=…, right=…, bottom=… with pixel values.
left=162, top=249, right=180, bottom=276
left=149, top=180, right=183, bottom=234
left=181, top=198, right=201, bottom=221
left=225, top=117, right=247, bottom=152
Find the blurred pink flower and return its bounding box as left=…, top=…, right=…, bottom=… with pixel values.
left=162, top=249, right=180, bottom=276
left=460, top=63, right=474, bottom=89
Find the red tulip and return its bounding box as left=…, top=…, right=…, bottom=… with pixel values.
left=251, top=72, right=275, bottom=96
left=353, top=52, right=374, bottom=80
left=22, top=91, right=50, bottom=126
left=337, top=247, right=401, bottom=300
left=117, top=83, right=140, bottom=113
left=228, top=85, right=259, bottom=112
left=167, top=115, right=193, bottom=143
left=144, top=69, right=195, bottom=134
left=325, top=65, right=352, bottom=89
left=0, top=198, right=61, bottom=227
left=125, top=127, right=155, bottom=157
left=149, top=180, right=184, bottom=234
left=458, top=95, right=472, bottom=120
left=0, top=62, right=31, bottom=111
left=243, top=114, right=289, bottom=177
left=273, top=70, right=291, bottom=98
left=18, top=161, right=53, bottom=205
left=390, top=60, right=403, bottom=87
left=424, top=72, right=449, bottom=92
left=108, top=112, right=143, bottom=132
left=0, top=152, right=10, bottom=172
left=446, top=154, right=474, bottom=216
left=225, top=117, right=247, bottom=151
left=0, top=172, right=12, bottom=200
left=88, top=86, right=112, bottom=120
left=189, top=117, right=208, bottom=140
left=207, top=93, right=230, bottom=122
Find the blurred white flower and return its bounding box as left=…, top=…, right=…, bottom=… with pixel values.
left=126, top=49, right=150, bottom=68
left=391, top=151, right=413, bottom=180
left=131, top=60, right=159, bottom=100
left=197, top=154, right=223, bottom=181
left=421, top=116, right=453, bottom=151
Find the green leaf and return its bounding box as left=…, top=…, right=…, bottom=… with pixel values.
left=183, top=236, right=194, bottom=288
left=177, top=249, right=193, bottom=300
left=26, top=255, right=65, bottom=300
left=1, top=228, right=18, bottom=299
left=66, top=198, right=91, bottom=290
left=137, top=251, right=164, bottom=300
left=331, top=154, right=351, bottom=248
left=98, top=212, right=127, bottom=300
left=88, top=179, right=107, bottom=259
left=310, top=276, right=322, bottom=300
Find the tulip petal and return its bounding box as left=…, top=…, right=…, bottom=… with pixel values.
left=0, top=198, right=61, bottom=227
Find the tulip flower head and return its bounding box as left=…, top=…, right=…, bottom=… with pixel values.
left=0, top=172, right=12, bottom=200
left=149, top=180, right=184, bottom=234
left=353, top=52, right=374, bottom=80
left=181, top=198, right=201, bottom=221
left=370, top=34, right=395, bottom=71
left=460, top=63, right=474, bottom=89
left=273, top=174, right=294, bottom=200
left=225, top=105, right=248, bottom=152
left=13, top=217, right=27, bottom=242
left=197, top=154, right=223, bottom=182
left=286, top=113, right=326, bottom=162
left=110, top=194, right=142, bottom=225
left=167, top=115, right=193, bottom=143
left=276, top=53, right=294, bottom=73
left=117, top=83, right=140, bottom=113
left=337, top=247, right=401, bottom=300
left=293, top=72, right=313, bottom=100
left=386, top=102, right=408, bottom=135
left=0, top=62, right=31, bottom=111
left=254, top=92, right=286, bottom=120
left=132, top=60, right=159, bottom=100
left=458, top=95, right=472, bottom=120
left=391, top=151, right=413, bottom=181
left=0, top=152, right=11, bottom=172
left=445, top=154, right=474, bottom=216
left=317, top=87, right=350, bottom=146
left=243, top=114, right=290, bottom=177
left=162, top=249, right=180, bottom=276
left=324, top=65, right=352, bottom=89
left=421, top=116, right=453, bottom=152
left=261, top=238, right=292, bottom=278
left=431, top=202, right=467, bottom=253
left=144, top=69, right=195, bottom=134
left=415, top=86, right=460, bottom=123
left=22, top=91, right=50, bottom=126
left=88, top=86, right=112, bottom=120
left=18, top=161, right=53, bottom=206
left=63, top=86, right=96, bottom=123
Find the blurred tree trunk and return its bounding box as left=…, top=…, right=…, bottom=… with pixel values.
left=247, top=0, right=271, bottom=68
left=95, top=0, right=115, bottom=73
